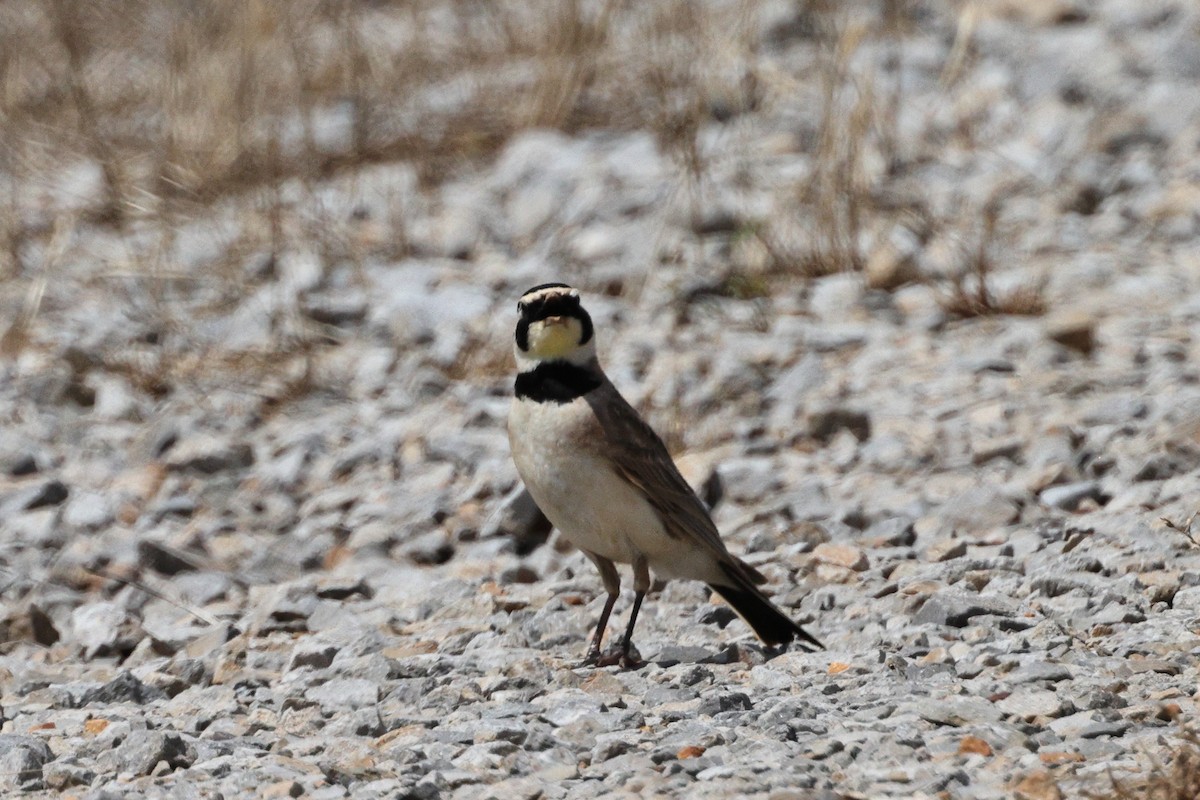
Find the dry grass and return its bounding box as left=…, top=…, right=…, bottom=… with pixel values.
left=1083, top=730, right=1200, bottom=800
left=730, top=2, right=930, bottom=288
left=0, top=0, right=766, bottom=216
left=0, top=0, right=779, bottom=405
left=0, top=0, right=1047, bottom=406
left=938, top=198, right=1047, bottom=318
left=1012, top=729, right=1200, bottom=800
left=1160, top=511, right=1200, bottom=548
left=751, top=11, right=881, bottom=279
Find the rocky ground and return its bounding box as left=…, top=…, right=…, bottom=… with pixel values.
left=2, top=0, right=1200, bottom=798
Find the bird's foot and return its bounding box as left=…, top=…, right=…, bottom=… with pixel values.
left=595, top=641, right=643, bottom=670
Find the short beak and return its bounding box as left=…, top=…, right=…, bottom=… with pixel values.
left=542, top=316, right=568, bottom=327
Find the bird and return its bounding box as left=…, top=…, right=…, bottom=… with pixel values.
left=507, top=282, right=823, bottom=667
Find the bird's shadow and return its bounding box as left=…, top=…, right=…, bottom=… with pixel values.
left=575, top=641, right=794, bottom=671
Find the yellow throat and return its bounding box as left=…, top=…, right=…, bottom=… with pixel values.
left=530, top=319, right=582, bottom=359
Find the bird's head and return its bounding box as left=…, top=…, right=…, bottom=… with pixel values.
left=514, top=283, right=595, bottom=367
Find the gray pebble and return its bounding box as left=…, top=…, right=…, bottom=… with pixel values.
left=167, top=436, right=255, bottom=474
left=0, top=735, right=53, bottom=792
left=306, top=678, right=381, bottom=711
left=1039, top=481, right=1107, bottom=511
left=2, top=479, right=69, bottom=513
left=82, top=671, right=168, bottom=705
left=914, top=590, right=1016, bottom=627
left=114, top=730, right=196, bottom=776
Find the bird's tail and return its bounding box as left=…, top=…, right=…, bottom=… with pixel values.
left=709, top=563, right=823, bottom=651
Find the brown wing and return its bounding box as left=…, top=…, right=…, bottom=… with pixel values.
left=583, top=380, right=766, bottom=583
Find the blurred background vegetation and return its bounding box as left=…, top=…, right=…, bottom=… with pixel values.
left=0, top=0, right=1050, bottom=409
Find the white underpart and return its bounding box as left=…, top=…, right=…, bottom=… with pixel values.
left=509, top=394, right=726, bottom=585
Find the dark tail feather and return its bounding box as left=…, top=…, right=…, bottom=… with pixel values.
left=709, top=581, right=824, bottom=651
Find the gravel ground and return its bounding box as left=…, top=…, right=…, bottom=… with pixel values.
left=3, top=1, right=1200, bottom=798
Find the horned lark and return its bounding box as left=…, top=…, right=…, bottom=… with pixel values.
left=507, top=283, right=822, bottom=667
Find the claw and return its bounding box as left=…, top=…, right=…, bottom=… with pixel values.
left=577, top=648, right=603, bottom=668
left=593, top=641, right=643, bottom=670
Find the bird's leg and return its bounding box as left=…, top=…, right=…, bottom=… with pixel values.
left=614, top=590, right=645, bottom=669
left=579, top=553, right=621, bottom=667
left=598, top=556, right=648, bottom=669
left=580, top=591, right=618, bottom=666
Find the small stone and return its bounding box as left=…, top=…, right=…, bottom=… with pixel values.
left=767, top=354, right=826, bottom=432
left=592, top=737, right=636, bottom=763
left=82, top=671, right=168, bottom=705
left=997, top=690, right=1067, bottom=720
left=914, top=589, right=1015, bottom=627
left=305, top=678, right=380, bottom=711
left=1012, top=770, right=1064, bottom=800
left=172, top=572, right=233, bottom=607
left=477, top=489, right=552, bottom=556
left=401, top=530, right=455, bottom=566
left=29, top=603, right=60, bottom=646
left=805, top=738, right=845, bottom=759
left=262, top=780, right=305, bottom=799
left=972, top=438, right=1024, bottom=465
left=809, top=273, right=863, bottom=320
left=655, top=645, right=716, bottom=666
left=138, top=540, right=199, bottom=575
left=866, top=517, right=917, bottom=546
left=315, top=575, right=373, bottom=600
left=71, top=602, right=140, bottom=658
left=1011, top=661, right=1073, bottom=683
left=1080, top=396, right=1148, bottom=426
left=0, top=735, right=53, bottom=792
left=1172, top=585, right=1200, bottom=613
left=245, top=583, right=317, bottom=634
left=1137, top=570, right=1181, bottom=604
left=1133, top=455, right=1184, bottom=482
left=694, top=604, right=738, bottom=629
left=1039, top=481, right=1107, bottom=511
left=43, top=758, right=96, bottom=790
left=289, top=642, right=340, bottom=671
left=1078, top=719, right=1131, bottom=738
left=865, top=241, right=919, bottom=290
left=535, top=690, right=605, bottom=727
left=916, top=696, right=1003, bottom=726
left=184, top=623, right=239, bottom=659
left=166, top=436, right=254, bottom=474
left=926, top=539, right=968, bottom=562
left=301, top=295, right=368, bottom=327
left=0, top=435, right=41, bottom=475
left=1047, top=710, right=1099, bottom=738
left=807, top=408, right=871, bottom=443
left=812, top=543, right=869, bottom=571
left=63, top=490, right=114, bottom=529
left=940, top=487, right=1021, bottom=533
left=7, top=452, right=39, bottom=476
left=499, top=565, right=539, bottom=585
left=1045, top=313, right=1096, bottom=355
left=958, top=736, right=993, bottom=756
left=2, top=479, right=69, bottom=513
left=697, top=692, right=752, bottom=716
left=114, top=730, right=195, bottom=776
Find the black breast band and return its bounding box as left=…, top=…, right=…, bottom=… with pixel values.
left=515, top=362, right=602, bottom=403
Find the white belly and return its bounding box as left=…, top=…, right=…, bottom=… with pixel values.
left=509, top=396, right=666, bottom=566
